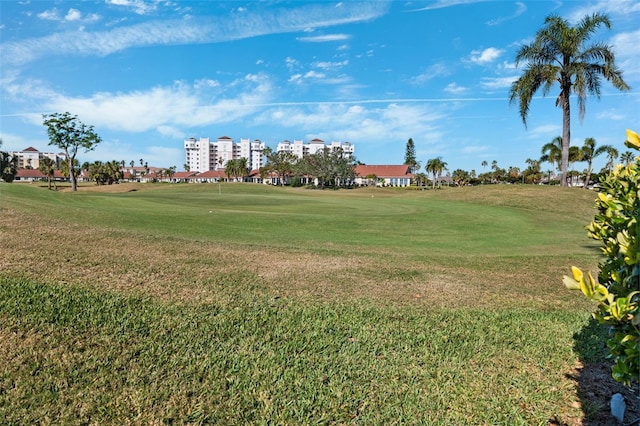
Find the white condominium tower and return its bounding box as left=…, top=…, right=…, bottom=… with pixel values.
left=184, top=136, right=266, bottom=173
left=276, top=139, right=354, bottom=159
left=184, top=136, right=355, bottom=173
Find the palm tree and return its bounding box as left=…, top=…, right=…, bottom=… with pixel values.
left=580, top=137, right=614, bottom=188
left=540, top=136, right=563, bottom=176
left=38, top=157, right=57, bottom=190
left=568, top=146, right=583, bottom=185
left=509, top=13, right=630, bottom=186
left=425, top=157, right=447, bottom=189
left=604, top=146, right=619, bottom=174
left=236, top=157, right=248, bottom=182
left=619, top=151, right=634, bottom=166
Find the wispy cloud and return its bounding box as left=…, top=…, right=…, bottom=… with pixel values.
left=443, top=83, right=469, bottom=95
left=480, top=76, right=517, bottom=90
left=106, top=0, right=158, bottom=16
left=410, top=63, right=451, bottom=85
left=567, top=0, right=640, bottom=23
left=486, top=2, right=526, bottom=26
left=297, top=34, right=351, bottom=42
left=2, top=2, right=389, bottom=67
left=407, top=0, right=485, bottom=12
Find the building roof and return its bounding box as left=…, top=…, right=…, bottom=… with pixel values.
left=173, top=171, right=196, bottom=179
left=195, top=170, right=226, bottom=178
left=310, top=138, right=324, bottom=143
left=22, top=146, right=39, bottom=152
left=15, top=169, right=65, bottom=178
left=354, top=165, right=413, bottom=178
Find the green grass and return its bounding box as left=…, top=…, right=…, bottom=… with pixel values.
left=0, top=182, right=605, bottom=424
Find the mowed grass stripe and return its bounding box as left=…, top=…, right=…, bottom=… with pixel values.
left=0, top=276, right=591, bottom=425
left=0, top=183, right=596, bottom=255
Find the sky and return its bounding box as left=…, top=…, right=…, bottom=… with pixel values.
left=1, top=0, right=639, bottom=174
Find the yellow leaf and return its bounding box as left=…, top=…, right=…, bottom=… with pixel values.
left=571, top=266, right=584, bottom=282
left=563, top=275, right=581, bottom=290
left=626, top=129, right=640, bottom=149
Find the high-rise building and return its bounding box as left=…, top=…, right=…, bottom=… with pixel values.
left=184, top=136, right=354, bottom=173
left=184, top=136, right=266, bottom=173
left=275, top=138, right=354, bottom=159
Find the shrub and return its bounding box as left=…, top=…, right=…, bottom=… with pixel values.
left=564, top=129, right=639, bottom=386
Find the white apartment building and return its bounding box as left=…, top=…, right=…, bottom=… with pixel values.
left=184, top=136, right=266, bottom=173
left=275, top=138, right=355, bottom=159
left=8, top=147, right=66, bottom=169
left=185, top=136, right=355, bottom=173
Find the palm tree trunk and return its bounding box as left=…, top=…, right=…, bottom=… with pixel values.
left=583, top=161, right=592, bottom=189
left=560, top=89, right=571, bottom=187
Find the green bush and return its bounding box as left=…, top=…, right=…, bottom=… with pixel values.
left=564, top=129, right=639, bottom=386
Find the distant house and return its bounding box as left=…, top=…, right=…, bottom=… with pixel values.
left=14, top=169, right=66, bottom=183
left=171, top=171, right=196, bottom=183
left=193, top=170, right=226, bottom=183
left=354, top=165, right=413, bottom=187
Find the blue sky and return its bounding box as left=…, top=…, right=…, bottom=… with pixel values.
left=1, top=1, right=639, bottom=173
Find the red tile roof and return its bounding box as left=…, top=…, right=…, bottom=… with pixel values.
left=195, top=170, right=226, bottom=178
left=354, top=165, right=412, bottom=178
left=23, top=146, right=39, bottom=152
left=173, top=171, right=196, bottom=179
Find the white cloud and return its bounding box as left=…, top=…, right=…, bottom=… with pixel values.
left=410, top=63, right=451, bottom=85
left=567, top=0, right=640, bottom=23
left=480, top=76, right=517, bottom=90
left=469, top=47, right=504, bottom=64
left=313, top=60, right=348, bottom=70
left=610, top=30, right=640, bottom=81
left=157, top=125, right=185, bottom=139
left=596, top=108, right=626, bottom=121
left=297, top=34, right=351, bottom=42
left=106, top=0, right=157, bottom=16
left=37, top=9, right=60, bottom=21
left=254, top=102, right=446, bottom=150
left=443, top=83, right=468, bottom=95
left=65, top=8, right=82, bottom=22
left=2, top=3, right=389, bottom=67
left=34, top=75, right=273, bottom=133
left=486, top=2, right=526, bottom=26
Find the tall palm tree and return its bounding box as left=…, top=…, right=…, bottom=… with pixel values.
left=580, top=137, right=614, bottom=188
left=509, top=13, right=630, bottom=186
left=425, top=157, right=447, bottom=189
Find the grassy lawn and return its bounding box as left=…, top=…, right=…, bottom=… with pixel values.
left=0, top=182, right=620, bottom=424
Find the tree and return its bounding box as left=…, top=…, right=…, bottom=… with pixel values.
left=425, top=157, right=447, bottom=189
left=38, top=157, right=57, bottom=190
left=523, top=158, right=542, bottom=184
left=404, top=138, right=418, bottom=174
left=166, top=165, right=177, bottom=181
left=42, top=112, right=102, bottom=192
left=540, top=136, right=563, bottom=176
left=620, top=151, right=634, bottom=166
left=509, top=13, right=630, bottom=187
left=262, top=148, right=298, bottom=185
left=299, top=147, right=355, bottom=189
left=451, top=169, right=470, bottom=187
left=0, top=139, right=18, bottom=183
left=580, top=137, right=614, bottom=188
left=603, top=146, right=619, bottom=174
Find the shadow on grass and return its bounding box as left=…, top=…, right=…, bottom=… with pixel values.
left=559, top=317, right=638, bottom=426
